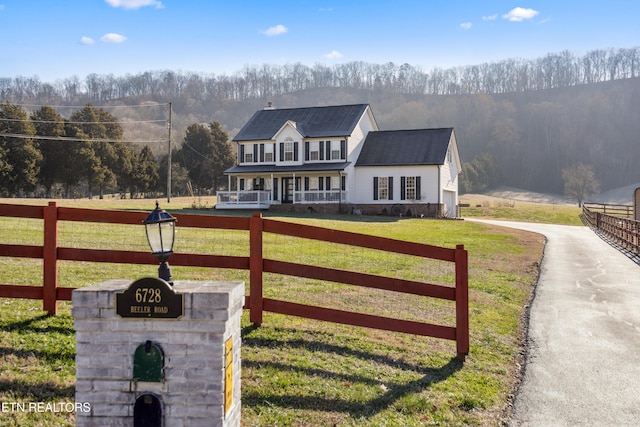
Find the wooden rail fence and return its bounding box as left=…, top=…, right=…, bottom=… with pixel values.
left=0, top=201, right=469, bottom=360
left=583, top=202, right=639, bottom=255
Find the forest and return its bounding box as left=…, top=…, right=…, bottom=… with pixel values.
left=1, top=46, right=639, bottom=198
left=0, top=102, right=234, bottom=198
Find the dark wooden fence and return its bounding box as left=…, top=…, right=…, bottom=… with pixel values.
left=583, top=202, right=639, bottom=255
left=0, top=202, right=469, bottom=360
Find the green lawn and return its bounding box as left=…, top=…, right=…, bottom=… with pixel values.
left=0, top=197, right=552, bottom=426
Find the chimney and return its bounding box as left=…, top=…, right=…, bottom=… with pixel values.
left=264, top=101, right=275, bottom=110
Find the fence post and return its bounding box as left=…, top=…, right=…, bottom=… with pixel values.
left=249, top=212, right=264, bottom=326
left=43, top=201, right=59, bottom=315
left=455, top=244, right=469, bottom=361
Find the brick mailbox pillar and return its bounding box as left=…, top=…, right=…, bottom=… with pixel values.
left=73, top=279, right=244, bottom=427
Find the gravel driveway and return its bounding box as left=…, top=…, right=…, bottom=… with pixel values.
left=470, top=220, right=640, bottom=426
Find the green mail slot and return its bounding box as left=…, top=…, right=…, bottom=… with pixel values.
left=133, top=341, right=164, bottom=382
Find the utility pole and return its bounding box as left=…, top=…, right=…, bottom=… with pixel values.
left=167, top=102, right=172, bottom=203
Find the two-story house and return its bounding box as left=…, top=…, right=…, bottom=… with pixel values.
left=216, top=104, right=461, bottom=217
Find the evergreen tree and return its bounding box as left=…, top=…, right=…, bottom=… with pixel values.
left=0, top=102, right=41, bottom=196
left=69, top=104, right=127, bottom=198
left=31, top=105, right=66, bottom=197
left=175, top=121, right=234, bottom=192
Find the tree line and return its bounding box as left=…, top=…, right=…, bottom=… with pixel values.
left=1, top=47, right=639, bottom=105
left=0, top=103, right=235, bottom=199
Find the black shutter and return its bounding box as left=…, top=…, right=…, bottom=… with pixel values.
left=305, top=141, right=310, bottom=161
left=304, top=177, right=310, bottom=191
left=239, top=178, right=245, bottom=191
left=279, top=143, right=284, bottom=161
left=326, top=141, right=331, bottom=160
left=341, top=175, right=346, bottom=191
left=260, top=144, right=265, bottom=162
left=388, top=177, right=394, bottom=200
left=416, top=176, right=421, bottom=200
left=239, top=145, right=245, bottom=163
left=373, top=177, right=379, bottom=200
left=253, top=144, right=258, bottom=163
left=319, top=176, right=324, bottom=191
left=273, top=178, right=278, bottom=201
left=326, top=177, right=331, bottom=190
left=319, top=141, right=324, bottom=160
left=400, top=177, right=406, bottom=200
left=294, top=142, right=299, bottom=161
left=341, top=140, right=346, bottom=159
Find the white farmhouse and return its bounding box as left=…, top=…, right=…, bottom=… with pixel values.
left=216, top=104, right=461, bottom=217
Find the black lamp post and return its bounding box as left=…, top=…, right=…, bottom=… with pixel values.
left=143, top=202, right=177, bottom=285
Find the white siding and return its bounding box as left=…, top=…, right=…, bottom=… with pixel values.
left=344, top=108, right=378, bottom=202
left=353, top=165, right=441, bottom=204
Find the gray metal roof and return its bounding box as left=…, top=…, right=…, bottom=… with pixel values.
left=355, top=128, right=454, bottom=166
left=225, top=162, right=351, bottom=175
left=233, top=104, right=371, bottom=141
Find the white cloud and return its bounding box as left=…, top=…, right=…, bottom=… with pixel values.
left=460, top=22, right=472, bottom=30
left=105, top=0, right=163, bottom=9
left=261, top=24, right=288, bottom=36
left=101, top=33, right=127, bottom=43
left=482, top=14, right=498, bottom=21
left=503, top=7, right=539, bottom=22
left=80, top=36, right=95, bottom=45
left=324, top=50, right=343, bottom=59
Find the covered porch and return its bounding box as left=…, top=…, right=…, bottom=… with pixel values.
left=216, top=164, right=350, bottom=210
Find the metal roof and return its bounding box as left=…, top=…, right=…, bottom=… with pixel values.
left=225, top=162, right=351, bottom=175
left=355, top=128, right=454, bottom=166
left=233, top=104, right=371, bottom=141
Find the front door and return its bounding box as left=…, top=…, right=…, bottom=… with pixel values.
left=282, top=178, right=294, bottom=203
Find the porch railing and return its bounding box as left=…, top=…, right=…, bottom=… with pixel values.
left=295, top=190, right=345, bottom=203
left=216, top=190, right=272, bottom=207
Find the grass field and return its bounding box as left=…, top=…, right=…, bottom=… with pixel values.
left=0, top=195, right=572, bottom=426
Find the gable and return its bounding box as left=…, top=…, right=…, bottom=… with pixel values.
left=355, top=128, right=454, bottom=167
left=234, top=104, right=372, bottom=141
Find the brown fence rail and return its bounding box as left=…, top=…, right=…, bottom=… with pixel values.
left=0, top=202, right=469, bottom=360
left=583, top=202, right=640, bottom=255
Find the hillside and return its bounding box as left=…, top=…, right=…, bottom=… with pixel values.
left=2, top=53, right=639, bottom=197
left=186, top=78, right=640, bottom=196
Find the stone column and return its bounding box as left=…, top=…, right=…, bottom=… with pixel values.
left=73, top=279, right=244, bottom=427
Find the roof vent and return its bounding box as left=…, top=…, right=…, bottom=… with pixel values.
left=264, top=101, right=275, bottom=110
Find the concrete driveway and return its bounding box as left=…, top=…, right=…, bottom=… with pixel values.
left=469, top=220, right=640, bottom=426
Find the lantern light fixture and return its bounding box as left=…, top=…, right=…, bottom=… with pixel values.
left=143, top=201, right=176, bottom=285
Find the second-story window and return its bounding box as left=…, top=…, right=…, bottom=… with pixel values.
left=284, top=141, right=294, bottom=161
left=310, top=142, right=319, bottom=160
left=244, top=148, right=253, bottom=163
left=330, top=141, right=340, bottom=160
left=264, top=144, right=274, bottom=162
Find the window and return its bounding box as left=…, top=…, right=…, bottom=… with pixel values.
left=284, top=141, right=294, bottom=161
left=401, top=176, right=421, bottom=200
left=309, top=142, right=320, bottom=160
left=378, top=177, right=389, bottom=199
left=280, top=138, right=298, bottom=162
left=331, top=141, right=341, bottom=160
left=373, top=177, right=393, bottom=200
left=264, top=144, right=274, bottom=162
left=253, top=178, right=265, bottom=190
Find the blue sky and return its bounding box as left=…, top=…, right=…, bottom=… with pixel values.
left=1, top=0, right=638, bottom=82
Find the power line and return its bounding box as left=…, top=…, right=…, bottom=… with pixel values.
left=0, top=117, right=167, bottom=125
left=2, top=102, right=170, bottom=110
left=0, top=132, right=166, bottom=145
